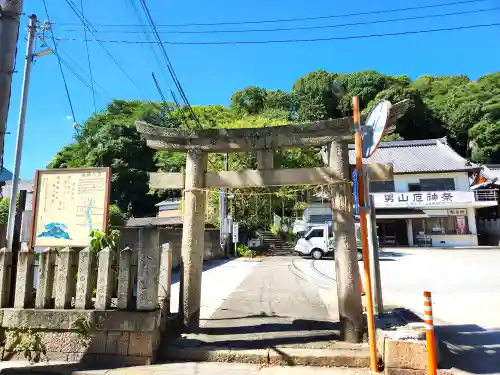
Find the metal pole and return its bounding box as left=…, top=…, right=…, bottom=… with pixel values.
left=0, top=0, right=25, bottom=176
left=423, top=291, right=438, bottom=375
left=219, top=152, right=229, bottom=255
left=6, top=14, right=37, bottom=251
left=353, top=96, right=378, bottom=372
left=368, top=194, right=384, bottom=315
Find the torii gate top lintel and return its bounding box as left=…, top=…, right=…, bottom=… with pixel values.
left=135, top=100, right=410, bottom=153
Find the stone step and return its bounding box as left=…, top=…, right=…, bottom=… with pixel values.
left=159, top=345, right=370, bottom=367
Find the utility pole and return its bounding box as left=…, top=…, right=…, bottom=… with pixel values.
left=6, top=14, right=37, bottom=251
left=0, top=0, right=25, bottom=176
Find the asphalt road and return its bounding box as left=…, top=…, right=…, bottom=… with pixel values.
left=312, top=248, right=500, bottom=375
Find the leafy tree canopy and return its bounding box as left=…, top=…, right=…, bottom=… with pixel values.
left=47, top=70, right=500, bottom=226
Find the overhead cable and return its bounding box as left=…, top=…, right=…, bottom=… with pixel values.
left=41, top=0, right=77, bottom=123
left=62, top=0, right=142, bottom=92
left=54, top=21, right=500, bottom=45
left=53, top=0, right=487, bottom=28
left=57, top=6, right=500, bottom=35
left=79, top=0, right=97, bottom=113
left=138, top=0, right=202, bottom=129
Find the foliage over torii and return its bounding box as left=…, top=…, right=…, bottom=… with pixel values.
left=46, top=70, right=500, bottom=227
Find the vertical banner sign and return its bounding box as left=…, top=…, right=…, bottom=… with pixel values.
left=352, top=169, right=359, bottom=215
left=232, top=222, right=239, bottom=243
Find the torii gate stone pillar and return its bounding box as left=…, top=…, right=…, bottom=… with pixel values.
left=180, top=148, right=207, bottom=330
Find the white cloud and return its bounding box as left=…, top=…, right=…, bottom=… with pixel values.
left=65, top=115, right=73, bottom=121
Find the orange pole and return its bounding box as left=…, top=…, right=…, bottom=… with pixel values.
left=424, top=291, right=438, bottom=375
left=353, top=96, right=378, bottom=372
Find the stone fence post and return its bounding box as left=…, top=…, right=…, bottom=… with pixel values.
left=117, top=247, right=133, bottom=310
left=14, top=243, right=35, bottom=308
left=158, top=242, right=173, bottom=314
left=137, top=227, right=160, bottom=311
left=0, top=248, right=12, bottom=308
left=75, top=247, right=96, bottom=309
left=96, top=247, right=115, bottom=310
left=55, top=247, right=76, bottom=309
left=35, top=248, right=55, bottom=309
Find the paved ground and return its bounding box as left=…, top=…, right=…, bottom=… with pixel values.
left=165, top=256, right=345, bottom=350
left=169, top=258, right=260, bottom=323
left=0, top=362, right=372, bottom=375
left=314, top=248, right=500, bottom=374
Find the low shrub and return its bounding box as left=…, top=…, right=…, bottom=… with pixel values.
left=237, top=244, right=257, bottom=258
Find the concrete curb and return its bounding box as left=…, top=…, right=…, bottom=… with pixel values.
left=162, top=346, right=370, bottom=367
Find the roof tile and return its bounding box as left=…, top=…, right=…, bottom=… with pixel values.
left=348, top=137, right=478, bottom=173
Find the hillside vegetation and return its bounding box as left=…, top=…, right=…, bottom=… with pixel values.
left=48, top=70, right=500, bottom=228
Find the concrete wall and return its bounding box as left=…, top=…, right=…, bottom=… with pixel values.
left=119, top=227, right=223, bottom=268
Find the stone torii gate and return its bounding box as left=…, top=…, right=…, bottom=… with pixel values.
left=135, top=100, right=409, bottom=342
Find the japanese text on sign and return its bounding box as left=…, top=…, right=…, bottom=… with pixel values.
left=374, top=191, right=474, bottom=208
left=31, top=168, right=110, bottom=248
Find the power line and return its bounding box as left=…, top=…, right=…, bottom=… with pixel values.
left=56, top=47, right=111, bottom=97
left=53, top=0, right=487, bottom=28
left=54, top=21, right=500, bottom=45
left=56, top=51, right=107, bottom=99
left=124, top=0, right=171, bottom=85
left=41, top=0, right=77, bottom=123
left=57, top=6, right=500, bottom=35
left=80, top=0, right=97, bottom=113
left=62, top=0, right=142, bottom=92
left=137, top=0, right=202, bottom=129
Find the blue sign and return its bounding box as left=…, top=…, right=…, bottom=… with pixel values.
left=352, top=170, right=359, bottom=215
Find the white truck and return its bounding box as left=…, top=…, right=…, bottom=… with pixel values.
left=294, top=223, right=365, bottom=260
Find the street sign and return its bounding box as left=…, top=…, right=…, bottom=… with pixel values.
left=352, top=169, right=359, bottom=215
left=362, top=100, right=390, bottom=158
left=232, top=222, right=239, bottom=243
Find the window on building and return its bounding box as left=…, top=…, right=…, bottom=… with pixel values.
left=408, top=183, right=422, bottom=191
left=412, top=216, right=468, bottom=235
left=419, top=178, right=455, bottom=191
left=370, top=180, right=395, bottom=193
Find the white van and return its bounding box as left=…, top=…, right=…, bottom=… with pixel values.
left=294, top=223, right=364, bottom=261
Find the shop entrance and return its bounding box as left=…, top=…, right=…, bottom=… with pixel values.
left=377, top=219, right=409, bottom=246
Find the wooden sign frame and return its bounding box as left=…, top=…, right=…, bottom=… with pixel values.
left=29, top=167, right=111, bottom=249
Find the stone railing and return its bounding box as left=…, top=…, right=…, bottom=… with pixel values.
left=0, top=227, right=174, bottom=366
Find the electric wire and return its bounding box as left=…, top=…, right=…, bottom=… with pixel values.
left=55, top=21, right=500, bottom=45
left=57, top=6, right=500, bottom=35
left=41, top=36, right=109, bottom=99
left=56, top=52, right=106, bottom=99
left=62, top=0, right=142, bottom=92
left=138, top=0, right=202, bottom=129
left=80, top=0, right=97, bottom=113
left=124, top=0, right=171, bottom=86
left=41, top=0, right=77, bottom=124
left=55, top=47, right=111, bottom=98
left=54, top=0, right=487, bottom=28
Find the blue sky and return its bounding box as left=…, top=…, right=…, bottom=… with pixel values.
left=5, top=0, right=500, bottom=180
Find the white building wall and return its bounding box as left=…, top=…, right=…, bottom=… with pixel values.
left=393, top=171, right=470, bottom=192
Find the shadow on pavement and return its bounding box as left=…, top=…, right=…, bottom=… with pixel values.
left=170, top=318, right=341, bottom=350
left=437, top=323, right=500, bottom=374
left=379, top=250, right=408, bottom=258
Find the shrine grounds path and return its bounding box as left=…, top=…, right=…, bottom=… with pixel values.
left=165, top=256, right=349, bottom=350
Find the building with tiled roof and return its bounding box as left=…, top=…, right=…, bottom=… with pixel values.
left=300, top=137, right=497, bottom=248
left=347, top=137, right=480, bottom=174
